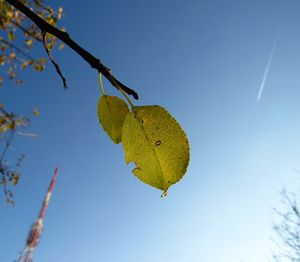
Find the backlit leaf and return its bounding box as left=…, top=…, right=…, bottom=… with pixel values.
left=122, top=105, right=190, bottom=192
left=13, top=174, right=19, bottom=186
left=33, top=107, right=40, bottom=116
left=8, top=31, right=15, bottom=41
left=98, top=95, right=129, bottom=144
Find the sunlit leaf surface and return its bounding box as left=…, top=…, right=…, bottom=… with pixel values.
left=122, top=105, right=190, bottom=192
left=98, top=95, right=129, bottom=144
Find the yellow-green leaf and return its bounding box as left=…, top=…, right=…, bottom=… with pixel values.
left=13, top=174, right=19, bottom=186
left=98, top=95, right=129, bottom=144
left=122, top=105, right=190, bottom=192
left=33, top=107, right=40, bottom=116
left=59, top=43, right=65, bottom=50
left=8, top=31, right=15, bottom=41
left=0, top=124, right=8, bottom=133
left=33, top=63, right=39, bottom=71
left=25, top=39, right=33, bottom=47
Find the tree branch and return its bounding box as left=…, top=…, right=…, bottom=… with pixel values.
left=5, top=0, right=139, bottom=99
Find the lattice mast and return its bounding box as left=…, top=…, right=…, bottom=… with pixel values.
left=17, top=167, right=60, bottom=262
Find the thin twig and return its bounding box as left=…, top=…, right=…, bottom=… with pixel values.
left=42, top=31, right=67, bottom=89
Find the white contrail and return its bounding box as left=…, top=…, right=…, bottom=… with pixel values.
left=257, top=20, right=283, bottom=102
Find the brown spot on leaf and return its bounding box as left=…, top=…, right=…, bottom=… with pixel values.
left=155, top=140, right=161, bottom=146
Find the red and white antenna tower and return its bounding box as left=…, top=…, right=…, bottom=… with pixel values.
left=17, top=166, right=60, bottom=262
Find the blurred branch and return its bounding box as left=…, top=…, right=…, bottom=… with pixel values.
left=30, top=0, right=52, bottom=14
left=0, top=129, right=15, bottom=204
left=272, top=188, right=300, bottom=261
left=0, top=36, right=41, bottom=63
left=0, top=107, right=26, bottom=205
left=0, top=13, right=43, bottom=41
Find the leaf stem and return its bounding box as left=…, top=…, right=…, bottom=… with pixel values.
left=161, top=188, right=168, bottom=198
left=118, top=86, right=135, bottom=109
left=98, top=73, right=105, bottom=95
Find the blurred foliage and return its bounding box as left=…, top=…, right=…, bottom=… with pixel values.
left=0, top=0, right=64, bottom=86
left=0, top=104, right=29, bottom=205
left=0, top=0, right=64, bottom=204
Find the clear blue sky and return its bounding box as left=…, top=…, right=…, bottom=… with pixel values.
left=1, top=0, right=300, bottom=261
